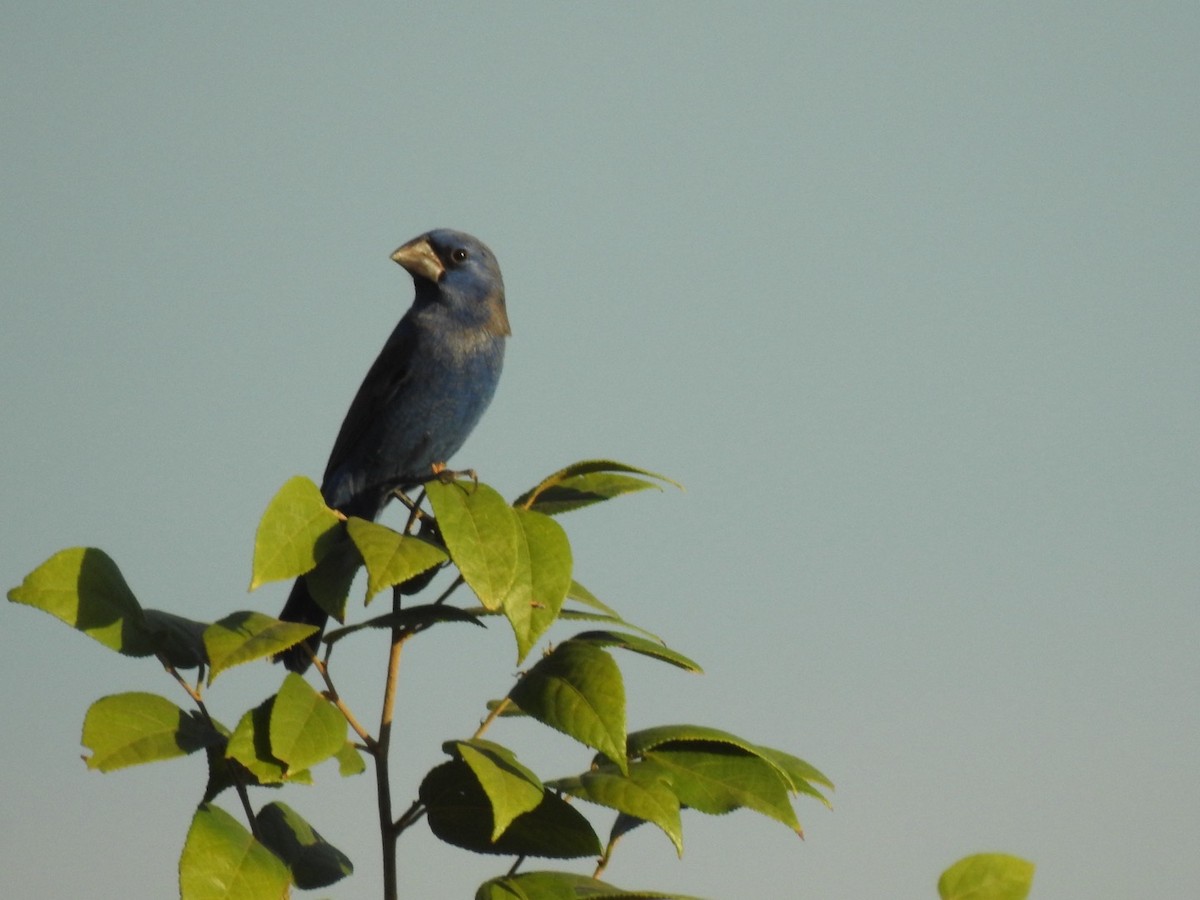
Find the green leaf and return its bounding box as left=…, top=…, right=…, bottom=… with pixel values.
left=249, top=476, right=342, bottom=591
left=449, top=740, right=545, bottom=840
left=938, top=853, right=1035, bottom=900
left=628, top=724, right=833, bottom=799
left=82, top=692, right=215, bottom=771
left=7, top=547, right=158, bottom=656
left=565, top=579, right=616, bottom=615
left=503, top=508, right=573, bottom=662
left=179, top=803, right=290, bottom=900
left=515, top=459, right=681, bottom=515
left=323, top=603, right=485, bottom=646
left=255, top=801, right=353, bottom=890
left=549, top=762, right=683, bottom=856
left=421, top=760, right=600, bottom=858
left=644, top=746, right=802, bottom=836
left=572, top=630, right=703, bottom=673
left=204, top=611, right=317, bottom=683
left=335, top=741, right=367, bottom=776
left=142, top=609, right=210, bottom=669
left=225, top=696, right=309, bottom=785
left=345, top=517, right=448, bottom=602
left=750, top=744, right=835, bottom=806
left=476, top=870, right=708, bottom=900
left=269, top=673, right=347, bottom=774
left=508, top=640, right=627, bottom=774
left=300, top=529, right=362, bottom=620
left=428, top=479, right=520, bottom=610
left=226, top=698, right=286, bottom=784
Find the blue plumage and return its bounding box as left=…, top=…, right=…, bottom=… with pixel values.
left=277, top=229, right=508, bottom=671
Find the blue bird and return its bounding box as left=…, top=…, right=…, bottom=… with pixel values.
left=276, top=229, right=509, bottom=672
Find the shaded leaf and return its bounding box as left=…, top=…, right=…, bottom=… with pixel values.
left=143, top=609, right=210, bottom=669
left=204, top=611, right=317, bottom=683
left=572, top=630, right=702, bottom=673
left=179, top=803, right=290, bottom=900
left=509, top=640, right=627, bottom=774
left=82, top=692, right=215, bottom=771
left=558, top=610, right=664, bottom=644
left=450, top=739, right=545, bottom=840
left=7, top=547, right=158, bottom=656
left=938, top=853, right=1035, bottom=900
left=302, top=531, right=362, bottom=620
left=324, top=603, right=484, bottom=646
left=225, top=696, right=309, bottom=786
left=421, top=760, right=600, bottom=858
left=256, top=801, right=353, bottom=890
left=269, top=673, right=347, bottom=775
left=346, top=516, right=447, bottom=602
left=476, top=870, right=708, bottom=900
left=515, top=459, right=681, bottom=515
left=249, top=476, right=341, bottom=590
left=427, top=479, right=519, bottom=610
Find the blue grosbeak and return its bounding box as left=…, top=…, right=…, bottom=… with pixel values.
left=277, top=229, right=509, bottom=671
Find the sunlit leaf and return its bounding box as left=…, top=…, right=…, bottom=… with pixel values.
left=508, top=640, right=627, bottom=774
left=503, top=508, right=572, bottom=662
left=345, top=517, right=447, bottom=602
left=225, top=696, right=309, bottom=786
left=250, top=476, right=342, bottom=590
left=572, top=630, right=702, bottom=673
left=179, top=804, right=290, bottom=900
left=82, top=692, right=215, bottom=771
left=450, top=739, right=544, bottom=840
left=549, top=761, right=683, bottom=856
left=8, top=547, right=157, bottom=656
left=628, top=724, right=832, bottom=797
left=421, top=760, right=600, bottom=858
left=515, top=459, right=681, bottom=515
left=204, top=612, right=317, bottom=683
left=335, top=742, right=366, bottom=777
left=938, top=853, right=1035, bottom=900
left=644, top=745, right=802, bottom=835
left=268, top=673, right=346, bottom=774
left=427, top=479, right=519, bottom=610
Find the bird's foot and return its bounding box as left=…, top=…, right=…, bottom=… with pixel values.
left=430, top=462, right=479, bottom=489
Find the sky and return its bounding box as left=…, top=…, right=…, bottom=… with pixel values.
left=3, top=3, right=1198, bottom=898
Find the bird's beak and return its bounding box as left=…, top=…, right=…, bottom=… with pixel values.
left=391, top=236, right=444, bottom=282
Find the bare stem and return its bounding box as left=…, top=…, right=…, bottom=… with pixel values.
left=472, top=696, right=511, bottom=740
left=315, top=657, right=377, bottom=749
left=160, top=658, right=260, bottom=839
left=377, top=587, right=409, bottom=900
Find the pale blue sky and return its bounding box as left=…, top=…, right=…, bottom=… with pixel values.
left=3, top=4, right=1198, bottom=898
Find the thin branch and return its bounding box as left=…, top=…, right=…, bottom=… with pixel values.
left=160, top=657, right=261, bottom=840
left=473, top=697, right=512, bottom=740
left=314, top=657, right=377, bottom=750
left=376, top=586, right=410, bottom=900
left=394, top=799, right=427, bottom=835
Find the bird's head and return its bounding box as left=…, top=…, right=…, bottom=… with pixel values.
left=392, top=229, right=510, bottom=337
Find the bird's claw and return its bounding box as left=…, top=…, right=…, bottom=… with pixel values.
left=430, top=463, right=479, bottom=490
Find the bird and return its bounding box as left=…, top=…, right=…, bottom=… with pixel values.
left=276, top=229, right=509, bottom=672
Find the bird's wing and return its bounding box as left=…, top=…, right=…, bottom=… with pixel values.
left=322, top=316, right=420, bottom=487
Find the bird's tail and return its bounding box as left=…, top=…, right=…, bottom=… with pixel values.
left=274, top=576, right=327, bottom=673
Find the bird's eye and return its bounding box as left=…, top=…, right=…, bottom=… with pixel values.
left=451, top=247, right=469, bottom=263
